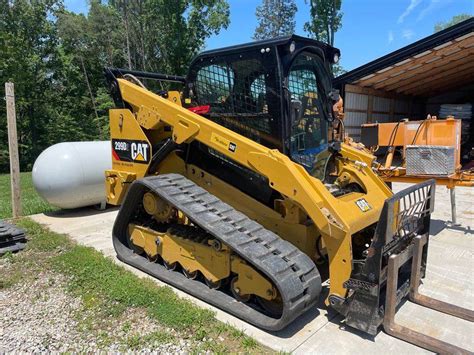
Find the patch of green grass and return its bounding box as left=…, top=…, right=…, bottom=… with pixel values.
left=52, top=243, right=214, bottom=330
left=121, top=331, right=176, bottom=351
left=193, top=339, right=229, bottom=354
left=241, top=335, right=259, bottom=350
left=0, top=267, right=22, bottom=289
left=16, top=218, right=71, bottom=252
left=0, top=172, right=57, bottom=219
left=9, top=219, right=269, bottom=353
left=142, top=331, right=176, bottom=345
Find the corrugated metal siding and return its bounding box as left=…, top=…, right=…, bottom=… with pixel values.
left=343, top=84, right=424, bottom=141
left=344, top=92, right=369, bottom=139
left=346, top=93, right=368, bottom=110
left=373, top=96, right=390, bottom=112
left=395, top=99, right=410, bottom=113
left=345, top=111, right=368, bottom=126
left=373, top=113, right=390, bottom=123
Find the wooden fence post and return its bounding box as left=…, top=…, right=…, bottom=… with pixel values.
left=5, top=82, right=22, bottom=218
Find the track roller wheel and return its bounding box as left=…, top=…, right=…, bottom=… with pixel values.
left=230, top=276, right=251, bottom=303
left=257, top=296, right=283, bottom=317
left=182, top=268, right=198, bottom=279
left=205, top=278, right=222, bottom=290
left=146, top=254, right=159, bottom=263
left=210, top=239, right=222, bottom=251
left=127, top=232, right=144, bottom=255
left=163, top=260, right=177, bottom=271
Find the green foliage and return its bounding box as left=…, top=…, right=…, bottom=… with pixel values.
left=109, top=0, right=230, bottom=75
left=304, top=0, right=344, bottom=75
left=332, top=63, right=346, bottom=77
left=434, top=14, right=472, bottom=33
left=253, top=0, right=298, bottom=40
left=0, top=0, right=230, bottom=173
left=0, top=172, right=56, bottom=219
left=304, top=0, right=343, bottom=47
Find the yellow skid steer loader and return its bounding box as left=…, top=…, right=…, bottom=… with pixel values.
left=104, top=35, right=473, bottom=353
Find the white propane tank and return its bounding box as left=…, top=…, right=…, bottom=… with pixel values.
left=32, top=141, right=111, bottom=209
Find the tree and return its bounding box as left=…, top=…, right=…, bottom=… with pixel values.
left=0, top=0, right=230, bottom=173
left=0, top=0, right=63, bottom=171
left=304, top=0, right=342, bottom=47
left=253, top=0, right=297, bottom=40
left=109, top=0, right=230, bottom=75
left=434, top=14, right=472, bottom=32
left=332, top=63, right=346, bottom=77
left=304, top=0, right=343, bottom=75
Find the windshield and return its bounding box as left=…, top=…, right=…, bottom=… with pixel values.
left=287, top=51, right=330, bottom=179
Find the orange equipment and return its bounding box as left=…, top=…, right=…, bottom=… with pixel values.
left=360, top=115, right=474, bottom=224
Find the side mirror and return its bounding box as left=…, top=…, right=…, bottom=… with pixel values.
left=329, top=89, right=340, bottom=102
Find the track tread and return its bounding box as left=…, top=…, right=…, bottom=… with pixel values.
left=113, top=173, right=321, bottom=331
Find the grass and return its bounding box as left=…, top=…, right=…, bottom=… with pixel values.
left=0, top=172, right=57, bottom=219
left=52, top=241, right=214, bottom=329
left=1, top=218, right=271, bottom=353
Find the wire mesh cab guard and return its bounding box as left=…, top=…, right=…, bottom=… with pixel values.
left=341, top=179, right=473, bottom=352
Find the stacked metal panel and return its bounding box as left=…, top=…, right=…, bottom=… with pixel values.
left=439, top=103, right=472, bottom=120
left=0, top=220, right=27, bottom=255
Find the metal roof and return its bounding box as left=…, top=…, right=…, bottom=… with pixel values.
left=334, top=18, right=474, bottom=97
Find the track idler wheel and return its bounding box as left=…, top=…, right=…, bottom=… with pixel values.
left=230, top=276, right=251, bottom=303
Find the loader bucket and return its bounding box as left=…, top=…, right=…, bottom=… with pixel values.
left=341, top=179, right=473, bottom=352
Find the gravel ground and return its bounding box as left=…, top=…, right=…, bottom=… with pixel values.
left=0, top=271, right=195, bottom=353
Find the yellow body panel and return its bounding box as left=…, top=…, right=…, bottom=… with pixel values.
left=129, top=224, right=274, bottom=300
left=107, top=79, right=393, bottom=300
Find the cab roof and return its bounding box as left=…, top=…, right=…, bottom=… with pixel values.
left=196, top=34, right=340, bottom=62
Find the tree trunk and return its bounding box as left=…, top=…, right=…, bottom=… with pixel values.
left=79, top=55, right=100, bottom=134
left=123, top=1, right=132, bottom=69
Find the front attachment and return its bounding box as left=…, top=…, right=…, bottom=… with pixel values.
left=384, top=234, right=474, bottom=354
left=338, top=179, right=437, bottom=335
left=339, top=179, right=473, bottom=353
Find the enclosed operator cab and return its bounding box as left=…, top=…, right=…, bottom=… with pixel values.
left=184, top=35, right=340, bottom=169
left=180, top=36, right=341, bottom=205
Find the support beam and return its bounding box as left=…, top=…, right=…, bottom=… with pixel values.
left=379, top=51, right=473, bottom=91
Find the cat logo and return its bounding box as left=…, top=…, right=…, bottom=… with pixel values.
left=131, top=142, right=149, bottom=162
left=112, top=139, right=151, bottom=164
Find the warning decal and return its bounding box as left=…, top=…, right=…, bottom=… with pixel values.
left=355, top=198, right=372, bottom=212
left=112, top=139, right=151, bottom=164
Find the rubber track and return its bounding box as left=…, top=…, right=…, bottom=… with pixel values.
left=113, top=174, right=321, bottom=331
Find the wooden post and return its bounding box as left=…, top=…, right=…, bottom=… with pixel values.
left=5, top=82, right=22, bottom=218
